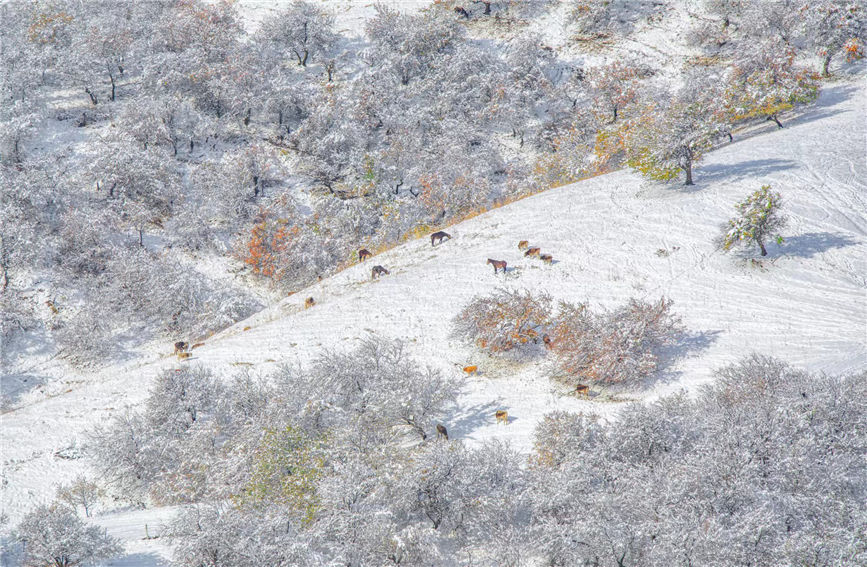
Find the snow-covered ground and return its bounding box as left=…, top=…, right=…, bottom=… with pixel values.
left=2, top=71, right=864, bottom=564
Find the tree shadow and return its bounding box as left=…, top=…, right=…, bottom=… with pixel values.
left=639, top=329, right=723, bottom=389
left=782, top=83, right=859, bottom=127
left=108, top=552, right=170, bottom=566
left=445, top=399, right=503, bottom=439
left=774, top=232, right=860, bottom=259
left=692, top=158, right=798, bottom=187
left=0, top=373, right=49, bottom=411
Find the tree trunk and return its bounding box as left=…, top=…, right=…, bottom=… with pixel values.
left=684, top=159, right=693, bottom=186
left=301, top=50, right=309, bottom=67
left=109, top=74, right=116, bottom=101
left=139, top=228, right=144, bottom=247
left=768, top=115, right=783, bottom=128
left=822, top=52, right=833, bottom=77
left=85, top=87, right=98, bottom=105
left=758, top=239, right=767, bottom=256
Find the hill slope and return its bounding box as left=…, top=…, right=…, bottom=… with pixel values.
left=1, top=77, right=865, bottom=559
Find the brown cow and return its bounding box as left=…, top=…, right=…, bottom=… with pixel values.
left=517, top=240, right=529, bottom=250
left=305, top=297, right=315, bottom=309
left=358, top=248, right=372, bottom=261
left=487, top=258, right=507, bottom=274
left=540, top=254, right=553, bottom=264
left=174, top=341, right=189, bottom=354
left=524, top=247, right=541, bottom=258
left=436, top=424, right=449, bottom=440
left=371, top=265, right=390, bottom=279
left=431, top=231, right=452, bottom=246
left=495, top=410, right=509, bottom=425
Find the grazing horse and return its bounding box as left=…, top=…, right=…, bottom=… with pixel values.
left=575, top=384, right=590, bottom=398
left=524, top=247, right=541, bottom=258
left=305, top=297, right=315, bottom=309
left=174, top=341, right=189, bottom=354
left=540, top=254, right=553, bottom=264
left=436, top=424, right=449, bottom=440
left=495, top=410, right=509, bottom=425
left=191, top=342, right=205, bottom=350
left=463, top=365, right=478, bottom=376
left=371, top=265, right=390, bottom=279
left=517, top=240, right=529, bottom=250
left=358, top=248, right=372, bottom=261
left=487, top=259, right=507, bottom=274
left=431, top=231, right=452, bottom=246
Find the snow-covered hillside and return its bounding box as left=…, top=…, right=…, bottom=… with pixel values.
left=2, top=72, right=864, bottom=563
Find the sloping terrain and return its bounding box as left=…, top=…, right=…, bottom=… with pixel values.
left=1, top=77, right=864, bottom=562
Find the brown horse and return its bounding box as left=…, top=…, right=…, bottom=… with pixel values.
left=305, top=297, right=315, bottom=309
left=487, top=259, right=507, bottom=274
left=524, top=247, right=541, bottom=258
left=358, top=248, right=372, bottom=261
left=177, top=352, right=192, bottom=361
left=436, top=424, right=449, bottom=440
left=495, top=410, right=509, bottom=425
left=517, top=240, right=529, bottom=250
left=575, top=384, right=590, bottom=398
left=174, top=341, right=189, bottom=354
left=540, top=254, right=553, bottom=264
left=431, top=231, right=452, bottom=246
left=463, top=365, right=478, bottom=376
left=371, top=265, right=390, bottom=279
left=191, top=342, right=206, bottom=350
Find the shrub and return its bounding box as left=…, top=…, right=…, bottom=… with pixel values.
left=13, top=503, right=122, bottom=567
left=548, top=297, right=683, bottom=386
left=56, top=476, right=105, bottom=518
left=452, top=289, right=553, bottom=353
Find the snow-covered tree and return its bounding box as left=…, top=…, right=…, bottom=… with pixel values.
left=721, top=184, right=787, bottom=256
left=805, top=0, right=867, bottom=76
left=258, top=1, right=337, bottom=68
left=625, top=77, right=724, bottom=185
left=55, top=476, right=104, bottom=518
left=13, top=503, right=122, bottom=567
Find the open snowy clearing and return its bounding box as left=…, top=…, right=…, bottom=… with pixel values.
left=1, top=76, right=865, bottom=562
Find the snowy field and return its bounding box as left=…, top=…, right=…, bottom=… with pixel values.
left=2, top=69, right=864, bottom=563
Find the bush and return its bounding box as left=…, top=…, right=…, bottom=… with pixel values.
left=452, top=289, right=553, bottom=354
left=13, top=503, right=122, bottom=567
left=548, top=297, right=683, bottom=386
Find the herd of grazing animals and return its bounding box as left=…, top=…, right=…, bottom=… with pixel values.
left=173, top=229, right=568, bottom=439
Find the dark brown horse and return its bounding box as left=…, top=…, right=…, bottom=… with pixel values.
left=305, top=297, right=315, bottom=309
left=371, top=265, right=390, bottom=279
left=174, top=341, right=189, bottom=354
left=436, top=424, right=449, bottom=440
left=431, top=231, right=452, bottom=246
left=487, top=259, right=507, bottom=274
left=358, top=248, right=372, bottom=261
left=524, top=247, right=541, bottom=258
left=540, top=254, right=553, bottom=264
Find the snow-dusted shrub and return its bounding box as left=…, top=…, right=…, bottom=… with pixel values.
left=452, top=289, right=553, bottom=354
left=530, top=357, right=867, bottom=566
left=530, top=410, right=601, bottom=468
left=721, top=185, right=787, bottom=257
left=307, top=337, right=460, bottom=441
left=89, top=366, right=224, bottom=503
left=548, top=297, right=683, bottom=386
left=13, top=503, right=122, bottom=567
left=55, top=476, right=104, bottom=518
